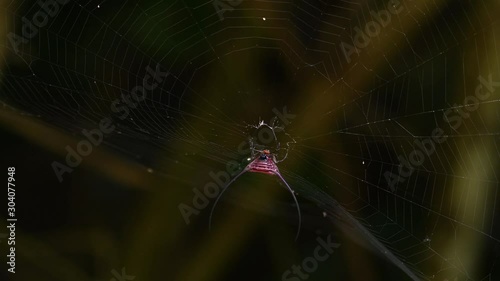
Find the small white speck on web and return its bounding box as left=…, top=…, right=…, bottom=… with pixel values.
left=97, top=5, right=100, bottom=8
left=263, top=17, right=266, bottom=21
left=322, top=211, right=327, bottom=217
left=362, top=161, right=365, bottom=165
left=147, top=168, right=153, bottom=173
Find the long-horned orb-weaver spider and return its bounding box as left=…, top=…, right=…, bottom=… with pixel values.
left=209, top=149, right=301, bottom=240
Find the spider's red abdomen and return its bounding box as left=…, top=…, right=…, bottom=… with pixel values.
left=248, top=155, right=279, bottom=175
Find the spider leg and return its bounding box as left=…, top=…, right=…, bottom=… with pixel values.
left=275, top=172, right=301, bottom=241
left=209, top=167, right=250, bottom=232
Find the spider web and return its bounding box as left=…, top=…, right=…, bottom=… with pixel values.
left=1, top=0, right=500, bottom=280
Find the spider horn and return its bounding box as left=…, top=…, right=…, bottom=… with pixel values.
left=209, top=168, right=249, bottom=232
left=276, top=173, right=301, bottom=241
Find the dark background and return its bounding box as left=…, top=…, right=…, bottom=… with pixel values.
left=1, top=0, right=500, bottom=280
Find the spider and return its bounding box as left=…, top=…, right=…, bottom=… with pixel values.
left=209, top=149, right=302, bottom=240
